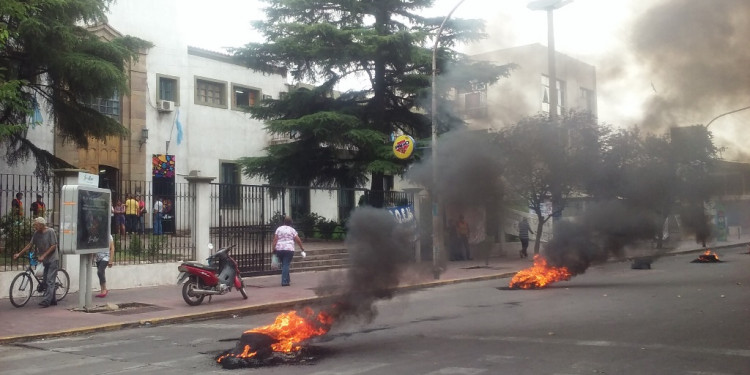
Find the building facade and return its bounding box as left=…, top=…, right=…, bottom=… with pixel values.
left=453, top=43, right=598, bottom=131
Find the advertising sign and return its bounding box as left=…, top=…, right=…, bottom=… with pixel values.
left=392, top=135, right=415, bottom=159
left=60, top=185, right=112, bottom=255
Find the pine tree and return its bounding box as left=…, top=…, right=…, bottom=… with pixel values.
left=0, top=0, right=151, bottom=175
left=235, top=0, right=512, bottom=206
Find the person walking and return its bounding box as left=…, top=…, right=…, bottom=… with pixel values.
left=13, top=217, right=59, bottom=307
left=95, top=234, right=115, bottom=298
left=152, top=197, right=164, bottom=235
left=30, top=194, right=46, bottom=218
left=272, top=216, right=305, bottom=286
left=518, top=217, right=534, bottom=258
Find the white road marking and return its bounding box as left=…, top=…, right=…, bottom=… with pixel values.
left=423, top=368, right=487, bottom=375
left=308, top=362, right=389, bottom=375
left=444, top=334, right=750, bottom=358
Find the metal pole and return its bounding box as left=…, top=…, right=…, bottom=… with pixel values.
left=705, top=105, right=750, bottom=128
left=546, top=8, right=558, bottom=121
left=432, top=0, right=467, bottom=279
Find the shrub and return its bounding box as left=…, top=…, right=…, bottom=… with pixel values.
left=148, top=234, right=167, bottom=255
left=295, top=212, right=322, bottom=238
left=129, top=235, right=144, bottom=256
left=316, top=219, right=339, bottom=240
left=269, top=211, right=285, bottom=227
left=0, top=214, right=33, bottom=255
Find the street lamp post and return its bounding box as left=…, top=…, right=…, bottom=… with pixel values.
left=528, top=0, right=572, bottom=121
left=431, top=0, right=467, bottom=279
left=705, top=105, right=750, bottom=129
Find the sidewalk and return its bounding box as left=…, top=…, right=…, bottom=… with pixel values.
left=2, top=236, right=748, bottom=344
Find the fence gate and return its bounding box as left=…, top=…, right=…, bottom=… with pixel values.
left=209, top=184, right=285, bottom=276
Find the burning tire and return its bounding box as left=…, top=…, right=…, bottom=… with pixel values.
left=182, top=278, right=205, bottom=306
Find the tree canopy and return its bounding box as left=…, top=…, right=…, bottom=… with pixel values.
left=235, top=0, right=513, bottom=204
left=498, top=111, right=607, bottom=253
left=0, top=0, right=151, bottom=175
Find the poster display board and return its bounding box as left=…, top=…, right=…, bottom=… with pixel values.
left=60, top=185, right=112, bottom=255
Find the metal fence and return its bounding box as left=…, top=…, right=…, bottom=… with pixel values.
left=1, top=175, right=195, bottom=271
left=110, top=180, right=195, bottom=265
left=209, top=184, right=415, bottom=276
left=0, top=174, right=59, bottom=270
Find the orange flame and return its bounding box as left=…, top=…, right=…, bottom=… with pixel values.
left=509, top=254, right=572, bottom=289
left=703, top=250, right=718, bottom=258
left=697, top=250, right=719, bottom=261
left=217, top=307, right=333, bottom=363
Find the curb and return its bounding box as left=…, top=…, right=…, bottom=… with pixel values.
left=3, top=244, right=747, bottom=345
left=0, top=272, right=516, bottom=345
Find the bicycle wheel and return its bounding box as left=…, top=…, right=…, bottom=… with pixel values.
left=9, top=273, right=33, bottom=308
left=55, top=269, right=70, bottom=301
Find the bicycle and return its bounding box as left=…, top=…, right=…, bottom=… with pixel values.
left=9, top=254, right=70, bottom=308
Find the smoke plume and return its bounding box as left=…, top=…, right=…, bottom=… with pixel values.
left=315, top=207, right=414, bottom=323
left=629, top=0, right=750, bottom=157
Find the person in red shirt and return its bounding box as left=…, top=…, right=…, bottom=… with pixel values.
left=11, top=192, right=24, bottom=218
left=30, top=194, right=46, bottom=218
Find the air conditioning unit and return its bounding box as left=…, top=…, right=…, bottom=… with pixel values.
left=157, top=100, right=175, bottom=112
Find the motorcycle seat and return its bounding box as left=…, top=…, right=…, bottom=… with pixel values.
left=181, top=262, right=218, bottom=272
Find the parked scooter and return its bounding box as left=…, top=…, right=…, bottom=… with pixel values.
left=177, top=244, right=248, bottom=306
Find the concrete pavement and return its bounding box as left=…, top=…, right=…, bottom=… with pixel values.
left=2, top=236, right=748, bottom=344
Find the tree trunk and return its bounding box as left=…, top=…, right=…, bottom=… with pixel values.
left=534, top=218, right=545, bottom=254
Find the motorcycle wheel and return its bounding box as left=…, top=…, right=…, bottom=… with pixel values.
left=181, top=278, right=205, bottom=306
left=239, top=280, right=248, bottom=300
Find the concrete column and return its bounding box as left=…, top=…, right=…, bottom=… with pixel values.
left=186, top=175, right=215, bottom=262
left=404, top=188, right=423, bottom=263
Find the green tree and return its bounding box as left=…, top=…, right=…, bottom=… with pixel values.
left=498, top=111, right=607, bottom=254
left=235, top=0, right=512, bottom=207
left=607, top=126, right=718, bottom=249
left=0, top=0, right=151, bottom=175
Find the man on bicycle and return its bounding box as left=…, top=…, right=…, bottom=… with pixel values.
left=13, top=217, right=59, bottom=308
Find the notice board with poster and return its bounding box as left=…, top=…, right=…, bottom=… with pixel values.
left=60, top=185, right=112, bottom=255
left=152, top=154, right=176, bottom=233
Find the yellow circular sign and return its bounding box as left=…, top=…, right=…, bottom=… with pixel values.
left=392, top=135, right=415, bottom=159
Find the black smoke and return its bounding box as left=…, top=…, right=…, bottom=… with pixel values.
left=315, top=206, right=414, bottom=322
left=629, top=0, right=750, bottom=159
left=544, top=201, right=661, bottom=275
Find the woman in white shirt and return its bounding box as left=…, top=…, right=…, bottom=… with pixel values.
left=272, top=216, right=305, bottom=286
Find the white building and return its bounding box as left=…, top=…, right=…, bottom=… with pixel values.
left=453, top=43, right=597, bottom=131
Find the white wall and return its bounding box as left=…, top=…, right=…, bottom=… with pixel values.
left=106, top=0, right=288, bottom=185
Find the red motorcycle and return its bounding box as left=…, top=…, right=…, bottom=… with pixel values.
left=177, top=244, right=248, bottom=306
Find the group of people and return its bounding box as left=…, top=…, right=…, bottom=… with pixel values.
left=111, top=194, right=165, bottom=236
left=10, top=192, right=46, bottom=219
left=9, top=192, right=169, bottom=308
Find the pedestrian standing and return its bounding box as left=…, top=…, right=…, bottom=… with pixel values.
left=153, top=197, right=164, bottom=235
left=124, top=194, right=139, bottom=234
left=272, top=216, right=305, bottom=286
left=136, top=194, right=146, bottom=234
left=30, top=194, right=46, bottom=218
left=95, top=234, right=115, bottom=298
left=518, top=217, right=534, bottom=258
left=11, top=192, right=24, bottom=218
left=456, top=215, right=471, bottom=260
left=13, top=217, right=59, bottom=307
left=113, top=198, right=126, bottom=236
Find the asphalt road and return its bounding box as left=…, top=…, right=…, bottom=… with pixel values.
left=1, top=248, right=748, bottom=375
